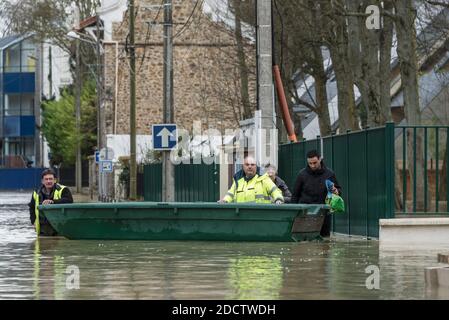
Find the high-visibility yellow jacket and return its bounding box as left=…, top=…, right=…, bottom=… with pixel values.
left=223, top=173, right=284, bottom=203
left=32, top=184, right=67, bottom=235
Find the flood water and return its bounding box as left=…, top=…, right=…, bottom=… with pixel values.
left=1, top=191, right=448, bottom=300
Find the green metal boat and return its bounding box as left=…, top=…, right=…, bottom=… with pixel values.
left=39, top=202, right=329, bottom=242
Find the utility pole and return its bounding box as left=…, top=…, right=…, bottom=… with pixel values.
left=48, top=46, right=53, bottom=99
left=162, top=0, right=175, bottom=202
left=256, top=0, right=276, bottom=167
left=75, top=38, right=82, bottom=193
left=96, top=14, right=107, bottom=201
left=129, top=0, right=137, bottom=200
left=34, top=43, right=43, bottom=167
left=96, top=16, right=103, bottom=151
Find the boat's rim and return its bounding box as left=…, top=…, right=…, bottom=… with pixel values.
left=39, top=202, right=330, bottom=211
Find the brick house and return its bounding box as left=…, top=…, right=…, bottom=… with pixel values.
left=98, top=0, right=256, bottom=144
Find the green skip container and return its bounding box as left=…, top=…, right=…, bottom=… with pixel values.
left=39, top=202, right=329, bottom=242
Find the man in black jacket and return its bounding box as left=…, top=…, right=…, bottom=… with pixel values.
left=28, top=168, right=73, bottom=236
left=291, top=150, right=341, bottom=237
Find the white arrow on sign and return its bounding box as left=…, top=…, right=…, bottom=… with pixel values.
left=157, top=128, right=174, bottom=148
left=170, top=129, right=177, bottom=141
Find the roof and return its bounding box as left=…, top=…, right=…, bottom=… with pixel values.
left=76, top=16, right=98, bottom=31
left=391, top=50, right=449, bottom=109
left=0, top=35, right=22, bottom=50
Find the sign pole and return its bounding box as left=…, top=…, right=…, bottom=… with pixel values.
left=129, top=0, right=137, bottom=200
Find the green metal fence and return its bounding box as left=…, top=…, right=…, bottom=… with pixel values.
left=143, top=163, right=162, bottom=201
left=144, top=162, right=220, bottom=202
left=279, top=123, right=449, bottom=238
left=175, top=162, right=220, bottom=202
left=279, top=125, right=393, bottom=238
left=396, top=125, right=449, bottom=215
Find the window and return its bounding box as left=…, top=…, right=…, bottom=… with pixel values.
left=4, top=44, right=21, bottom=73
left=21, top=40, right=36, bottom=72
left=24, top=137, right=34, bottom=159
left=4, top=137, right=20, bottom=155
left=4, top=94, right=21, bottom=116
left=3, top=117, right=20, bottom=137
left=3, top=94, right=34, bottom=116
left=3, top=137, right=34, bottom=158
left=21, top=94, right=34, bottom=116
left=3, top=40, right=37, bottom=73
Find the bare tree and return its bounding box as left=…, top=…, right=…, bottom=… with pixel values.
left=321, top=0, right=360, bottom=132
left=1, top=0, right=99, bottom=52
left=346, top=0, right=394, bottom=128
left=393, top=0, right=426, bottom=210
left=202, top=0, right=257, bottom=125
left=231, top=0, right=252, bottom=120
left=272, top=0, right=333, bottom=137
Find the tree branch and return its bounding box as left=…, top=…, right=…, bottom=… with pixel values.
left=426, top=1, right=449, bottom=8
left=291, top=93, right=317, bottom=112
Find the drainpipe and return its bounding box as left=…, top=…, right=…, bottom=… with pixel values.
left=271, top=0, right=297, bottom=143
left=273, top=65, right=297, bottom=142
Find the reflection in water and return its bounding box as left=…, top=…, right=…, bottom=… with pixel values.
left=1, top=192, right=449, bottom=299
left=227, top=256, right=283, bottom=299
left=379, top=244, right=449, bottom=300
left=33, top=239, right=40, bottom=300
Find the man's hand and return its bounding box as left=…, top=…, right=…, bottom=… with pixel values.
left=217, top=199, right=227, bottom=204
left=275, top=200, right=283, bottom=205
left=42, top=199, right=54, bottom=205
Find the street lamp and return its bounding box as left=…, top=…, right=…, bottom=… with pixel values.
left=67, top=24, right=106, bottom=200
left=66, top=29, right=104, bottom=149
left=67, top=31, right=103, bottom=52
left=66, top=31, right=83, bottom=194
left=67, top=31, right=87, bottom=42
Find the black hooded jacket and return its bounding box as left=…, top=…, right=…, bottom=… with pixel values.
left=291, top=161, right=341, bottom=204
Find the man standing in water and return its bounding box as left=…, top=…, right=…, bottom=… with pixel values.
left=291, top=150, right=341, bottom=237
left=218, top=155, right=284, bottom=204
left=28, top=168, right=73, bottom=236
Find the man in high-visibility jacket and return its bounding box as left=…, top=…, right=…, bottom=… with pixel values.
left=28, top=168, right=73, bottom=236
left=218, top=156, right=284, bottom=204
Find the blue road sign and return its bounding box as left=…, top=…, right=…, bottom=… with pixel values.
left=95, top=151, right=100, bottom=163
left=152, top=124, right=177, bottom=150
left=100, top=160, right=113, bottom=173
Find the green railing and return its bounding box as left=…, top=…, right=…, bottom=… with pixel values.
left=395, top=125, right=449, bottom=215
left=143, top=162, right=220, bottom=202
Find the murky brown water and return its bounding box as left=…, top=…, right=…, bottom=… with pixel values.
left=1, top=192, right=448, bottom=299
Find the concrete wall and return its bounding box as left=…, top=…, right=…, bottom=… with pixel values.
left=380, top=218, right=449, bottom=245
